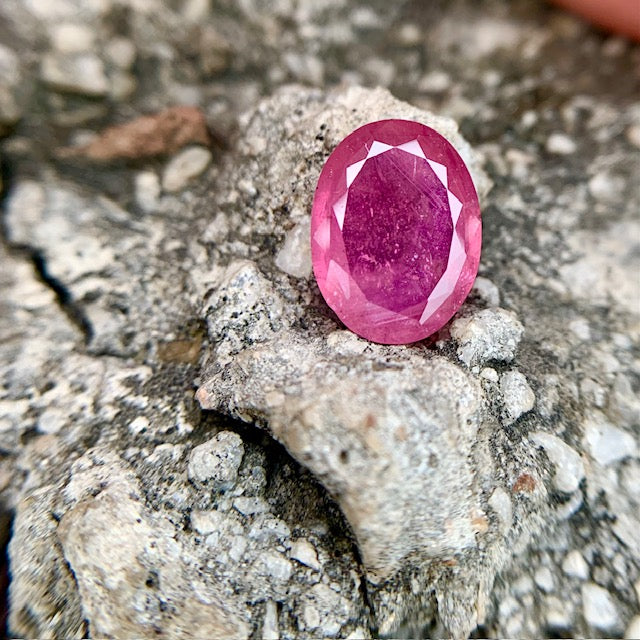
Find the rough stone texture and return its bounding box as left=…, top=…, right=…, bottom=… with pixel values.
left=1, top=0, right=639, bottom=638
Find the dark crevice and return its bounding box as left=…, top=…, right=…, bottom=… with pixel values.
left=24, top=247, right=93, bottom=345
left=0, top=511, right=12, bottom=639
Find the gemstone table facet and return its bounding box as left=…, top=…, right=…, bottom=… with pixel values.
left=310, top=119, right=482, bottom=344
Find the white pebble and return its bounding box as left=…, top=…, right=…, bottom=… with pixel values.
left=501, top=370, right=535, bottom=424
left=41, top=53, right=109, bottom=96
left=418, top=70, right=450, bottom=93
left=303, top=604, right=321, bottom=629
left=163, top=146, right=212, bottom=192
left=50, top=23, right=96, bottom=53
left=584, top=416, right=636, bottom=466
left=128, top=415, right=149, bottom=435
left=588, top=171, right=624, bottom=203
left=546, top=133, right=576, bottom=155
left=135, top=171, right=161, bottom=212
left=480, top=367, right=499, bottom=383
left=397, top=22, right=421, bottom=46
left=290, top=538, right=320, bottom=570
left=191, top=509, right=226, bottom=535
left=562, top=550, right=589, bottom=580
left=530, top=431, right=584, bottom=493
left=534, top=566, right=554, bottom=593
left=472, top=276, right=500, bottom=306
left=275, top=218, right=312, bottom=278
left=582, top=583, right=620, bottom=631
left=104, top=37, right=136, bottom=70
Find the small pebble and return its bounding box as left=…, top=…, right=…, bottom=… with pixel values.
left=163, top=146, right=212, bottom=192
left=290, top=538, right=320, bottom=571
left=128, top=415, right=149, bottom=435
left=584, top=416, right=636, bottom=465
left=258, top=551, right=292, bottom=582
left=50, top=23, right=96, bottom=53
left=233, top=496, right=269, bottom=516
left=450, top=308, right=524, bottom=367
left=562, top=550, right=589, bottom=580
left=397, top=22, right=422, bottom=46
left=588, top=171, right=623, bottom=203
left=582, top=583, right=620, bottom=631
left=471, top=276, right=500, bottom=306
left=303, top=604, right=321, bottom=629
left=135, top=171, right=161, bottom=212
left=568, top=318, right=591, bottom=341
left=191, top=509, right=226, bottom=535
left=534, top=566, right=554, bottom=593
left=530, top=431, right=584, bottom=493
left=546, top=133, right=576, bottom=155
left=275, top=219, right=312, bottom=278
left=418, top=70, right=451, bottom=93
left=104, top=37, right=136, bottom=70
left=480, top=367, right=499, bottom=383
left=501, top=370, right=535, bottom=424
left=187, top=430, right=244, bottom=489
left=41, top=53, right=109, bottom=96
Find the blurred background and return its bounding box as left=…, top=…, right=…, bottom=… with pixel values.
left=0, top=0, right=638, bottom=637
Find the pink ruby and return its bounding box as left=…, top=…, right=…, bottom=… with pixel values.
left=310, top=119, right=482, bottom=344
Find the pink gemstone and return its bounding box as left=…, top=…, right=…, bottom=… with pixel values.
left=310, top=119, right=482, bottom=344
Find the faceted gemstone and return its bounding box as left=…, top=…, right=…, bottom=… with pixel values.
left=310, top=119, right=481, bottom=344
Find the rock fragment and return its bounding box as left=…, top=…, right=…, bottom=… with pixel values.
left=530, top=431, right=584, bottom=493
left=41, top=53, right=109, bottom=96
left=581, top=583, right=620, bottom=632
left=500, top=370, right=535, bottom=424
left=187, top=431, right=244, bottom=489
left=58, top=106, right=211, bottom=161
left=450, top=308, right=524, bottom=366
left=163, top=146, right=212, bottom=192
left=562, top=550, right=589, bottom=580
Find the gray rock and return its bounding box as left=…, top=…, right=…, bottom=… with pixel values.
left=188, top=430, right=244, bottom=489
left=450, top=308, right=524, bottom=367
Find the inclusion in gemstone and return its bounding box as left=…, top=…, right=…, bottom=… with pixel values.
left=310, top=119, right=482, bottom=344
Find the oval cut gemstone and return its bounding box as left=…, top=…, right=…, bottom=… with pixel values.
left=310, top=119, right=482, bottom=344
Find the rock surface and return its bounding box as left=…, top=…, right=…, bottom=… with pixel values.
left=1, top=0, right=639, bottom=638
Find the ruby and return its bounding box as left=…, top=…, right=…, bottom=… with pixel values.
left=310, top=119, right=481, bottom=344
